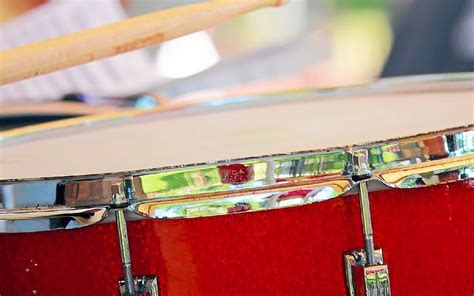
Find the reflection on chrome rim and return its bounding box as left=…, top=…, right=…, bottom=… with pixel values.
left=0, top=124, right=472, bottom=233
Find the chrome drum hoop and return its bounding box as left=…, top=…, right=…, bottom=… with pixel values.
left=0, top=124, right=472, bottom=233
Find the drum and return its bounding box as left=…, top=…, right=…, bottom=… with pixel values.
left=0, top=74, right=472, bottom=296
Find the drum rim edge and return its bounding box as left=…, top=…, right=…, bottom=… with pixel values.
left=0, top=124, right=472, bottom=233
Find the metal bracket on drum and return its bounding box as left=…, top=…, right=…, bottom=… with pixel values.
left=119, top=276, right=159, bottom=296
left=113, top=178, right=159, bottom=296
left=344, top=249, right=389, bottom=296
left=344, top=150, right=391, bottom=296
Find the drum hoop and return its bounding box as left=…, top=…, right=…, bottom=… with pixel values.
left=0, top=124, right=472, bottom=233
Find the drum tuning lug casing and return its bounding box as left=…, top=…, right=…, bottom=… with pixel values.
left=119, top=276, right=159, bottom=296
left=344, top=249, right=390, bottom=296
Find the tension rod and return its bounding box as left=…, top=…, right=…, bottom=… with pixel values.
left=112, top=180, right=136, bottom=296
left=358, top=181, right=375, bottom=265
left=112, top=178, right=160, bottom=296
left=354, top=151, right=376, bottom=265
left=115, top=209, right=135, bottom=295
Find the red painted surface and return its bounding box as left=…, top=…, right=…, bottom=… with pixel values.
left=0, top=180, right=473, bottom=296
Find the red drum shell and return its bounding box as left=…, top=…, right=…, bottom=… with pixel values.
left=0, top=181, right=473, bottom=296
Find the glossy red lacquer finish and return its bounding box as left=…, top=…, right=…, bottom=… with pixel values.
left=0, top=180, right=473, bottom=296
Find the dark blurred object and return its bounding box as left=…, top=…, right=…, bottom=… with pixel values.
left=0, top=114, right=77, bottom=131
left=61, top=93, right=87, bottom=103
left=0, top=100, right=120, bottom=131
left=382, top=0, right=474, bottom=76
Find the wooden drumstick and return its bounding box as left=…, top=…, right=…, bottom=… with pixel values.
left=0, top=0, right=286, bottom=85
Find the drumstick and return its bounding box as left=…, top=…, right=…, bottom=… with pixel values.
left=0, top=0, right=286, bottom=85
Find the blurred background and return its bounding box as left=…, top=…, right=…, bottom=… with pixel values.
left=0, top=0, right=472, bottom=128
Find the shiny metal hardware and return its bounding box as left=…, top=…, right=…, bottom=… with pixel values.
left=115, top=210, right=160, bottom=296
left=0, top=206, right=109, bottom=232
left=353, top=150, right=377, bottom=266
left=0, top=125, right=472, bottom=233
left=113, top=182, right=134, bottom=295
left=344, top=155, right=391, bottom=295
left=119, top=276, right=159, bottom=296
left=363, top=265, right=390, bottom=296
left=344, top=249, right=389, bottom=296
left=352, top=149, right=371, bottom=178
left=358, top=181, right=376, bottom=266
left=112, top=177, right=159, bottom=296
left=112, top=178, right=159, bottom=296
left=116, top=209, right=135, bottom=295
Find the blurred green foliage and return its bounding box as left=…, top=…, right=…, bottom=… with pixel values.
left=330, top=0, right=387, bottom=10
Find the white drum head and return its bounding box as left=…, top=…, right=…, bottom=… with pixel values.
left=1, top=76, right=473, bottom=180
